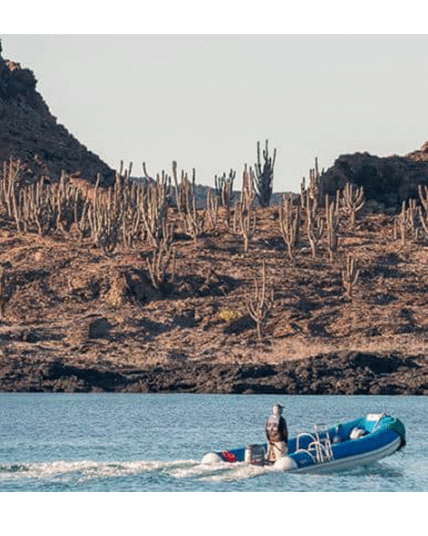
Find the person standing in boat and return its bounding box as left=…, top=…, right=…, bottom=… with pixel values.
left=265, top=403, right=288, bottom=462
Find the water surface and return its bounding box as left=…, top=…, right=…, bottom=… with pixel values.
left=0, top=393, right=425, bottom=492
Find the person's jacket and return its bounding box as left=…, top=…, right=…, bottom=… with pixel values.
left=265, top=413, right=288, bottom=443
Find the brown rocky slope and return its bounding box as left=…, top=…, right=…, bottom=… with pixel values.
left=1, top=197, right=428, bottom=394
left=2, top=40, right=428, bottom=394
left=0, top=40, right=114, bottom=186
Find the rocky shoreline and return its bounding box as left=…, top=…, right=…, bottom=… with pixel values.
left=0, top=351, right=427, bottom=395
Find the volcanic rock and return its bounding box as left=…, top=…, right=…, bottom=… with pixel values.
left=320, top=144, right=428, bottom=209
left=0, top=38, right=114, bottom=186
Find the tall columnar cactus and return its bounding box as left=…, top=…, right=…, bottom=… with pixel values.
left=0, top=158, right=23, bottom=228
left=172, top=161, right=195, bottom=215
left=395, top=199, right=419, bottom=245
left=146, top=225, right=176, bottom=290
left=232, top=165, right=256, bottom=253
left=0, top=156, right=175, bottom=252
left=418, top=185, right=428, bottom=241
left=206, top=190, right=219, bottom=231
left=341, top=183, right=365, bottom=228
left=246, top=260, right=274, bottom=341
left=305, top=195, right=324, bottom=259
left=301, top=158, right=324, bottom=215
left=279, top=194, right=300, bottom=261
left=254, top=140, right=276, bottom=208
left=214, top=169, right=235, bottom=208
left=325, top=195, right=338, bottom=261
left=88, top=176, right=120, bottom=249
left=341, top=254, right=360, bottom=298
left=172, top=162, right=205, bottom=241
left=0, top=266, right=13, bottom=319
left=0, top=266, right=7, bottom=318
left=140, top=174, right=170, bottom=248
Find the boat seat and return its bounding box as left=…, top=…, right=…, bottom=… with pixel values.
left=350, top=427, right=366, bottom=439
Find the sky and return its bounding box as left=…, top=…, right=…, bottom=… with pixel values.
left=2, top=11, right=428, bottom=197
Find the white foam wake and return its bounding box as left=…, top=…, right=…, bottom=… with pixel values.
left=0, top=459, right=193, bottom=482
left=0, top=459, right=275, bottom=483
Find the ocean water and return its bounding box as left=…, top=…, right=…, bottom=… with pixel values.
left=0, top=393, right=425, bottom=493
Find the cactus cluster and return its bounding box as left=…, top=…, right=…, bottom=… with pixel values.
left=0, top=158, right=175, bottom=255
left=0, top=159, right=89, bottom=237
left=287, top=166, right=370, bottom=266
left=277, top=166, right=371, bottom=299
left=393, top=187, right=428, bottom=245
left=0, top=152, right=376, bottom=337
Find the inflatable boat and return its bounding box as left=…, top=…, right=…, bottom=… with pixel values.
left=202, top=413, right=406, bottom=473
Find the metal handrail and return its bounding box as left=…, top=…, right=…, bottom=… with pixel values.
left=295, top=432, right=317, bottom=452
left=295, top=426, right=334, bottom=464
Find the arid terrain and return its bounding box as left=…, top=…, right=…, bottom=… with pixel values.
left=1, top=184, right=428, bottom=394
left=2, top=39, right=428, bottom=395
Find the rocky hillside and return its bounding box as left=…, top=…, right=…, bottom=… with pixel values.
left=320, top=142, right=428, bottom=210
left=3, top=38, right=428, bottom=395
left=0, top=39, right=114, bottom=186
left=1, top=192, right=428, bottom=394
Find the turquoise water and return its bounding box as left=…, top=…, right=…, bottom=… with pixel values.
left=0, top=393, right=425, bottom=492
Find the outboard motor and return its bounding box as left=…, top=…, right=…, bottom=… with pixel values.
left=244, top=444, right=265, bottom=465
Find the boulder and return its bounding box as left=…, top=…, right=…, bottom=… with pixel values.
left=320, top=144, right=428, bottom=209
left=87, top=317, right=113, bottom=339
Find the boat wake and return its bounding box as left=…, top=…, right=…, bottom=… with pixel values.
left=0, top=459, right=275, bottom=484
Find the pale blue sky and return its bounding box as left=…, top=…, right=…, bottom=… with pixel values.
left=2, top=33, right=428, bottom=193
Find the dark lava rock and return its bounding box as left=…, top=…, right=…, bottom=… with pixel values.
left=320, top=145, right=428, bottom=209
left=0, top=351, right=427, bottom=394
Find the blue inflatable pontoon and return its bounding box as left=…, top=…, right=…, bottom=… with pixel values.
left=202, top=413, right=406, bottom=473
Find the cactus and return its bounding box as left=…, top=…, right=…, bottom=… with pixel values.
left=215, top=169, right=235, bottom=208
left=88, top=187, right=123, bottom=256
left=0, top=266, right=6, bottom=318
left=279, top=194, right=300, bottom=260
left=146, top=226, right=176, bottom=290
left=341, top=183, right=365, bottom=228
left=341, top=254, right=360, bottom=298
left=0, top=158, right=24, bottom=230
left=301, top=160, right=319, bottom=214
left=306, top=199, right=324, bottom=259
left=325, top=195, right=338, bottom=261
left=0, top=157, right=177, bottom=253
left=172, top=161, right=194, bottom=215
left=302, top=174, right=324, bottom=258
left=395, top=199, right=419, bottom=245
left=232, top=165, right=256, bottom=253
left=300, top=158, right=324, bottom=213
left=246, top=260, right=274, bottom=340
left=172, top=162, right=205, bottom=241
left=206, top=190, right=219, bottom=231
left=417, top=185, right=428, bottom=242
left=0, top=266, right=12, bottom=319
left=140, top=175, right=170, bottom=248
left=185, top=198, right=206, bottom=242
left=254, top=140, right=276, bottom=207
